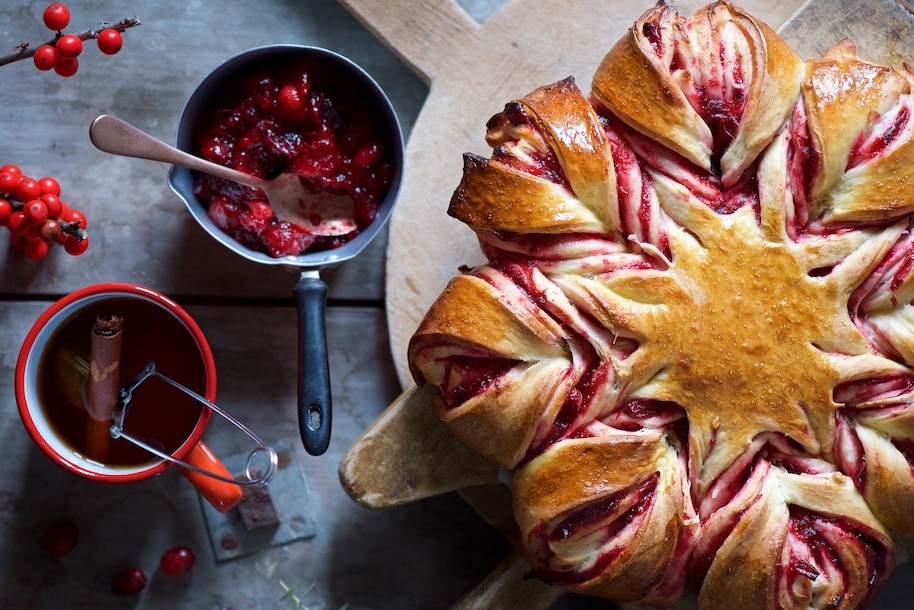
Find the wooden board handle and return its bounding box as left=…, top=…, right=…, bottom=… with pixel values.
left=338, top=383, right=501, bottom=508
left=454, top=551, right=561, bottom=610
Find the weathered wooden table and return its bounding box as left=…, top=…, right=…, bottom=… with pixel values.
left=0, top=1, right=912, bottom=609
left=0, top=2, right=507, bottom=608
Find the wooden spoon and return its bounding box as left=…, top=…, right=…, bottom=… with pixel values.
left=89, top=114, right=357, bottom=236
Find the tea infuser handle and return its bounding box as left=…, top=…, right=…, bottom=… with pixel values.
left=181, top=442, right=244, bottom=512
left=114, top=363, right=279, bottom=492
left=293, top=271, right=332, bottom=456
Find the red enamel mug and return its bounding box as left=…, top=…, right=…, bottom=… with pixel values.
left=15, top=283, right=274, bottom=512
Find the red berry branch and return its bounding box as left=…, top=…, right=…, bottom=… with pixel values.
left=0, top=163, right=89, bottom=260
left=0, top=3, right=140, bottom=77
left=0, top=4, right=140, bottom=261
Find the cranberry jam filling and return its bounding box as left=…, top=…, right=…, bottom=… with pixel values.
left=486, top=102, right=571, bottom=189
left=192, top=59, right=396, bottom=258
left=847, top=106, right=911, bottom=168
left=777, top=507, right=892, bottom=610
left=438, top=355, right=517, bottom=410
left=524, top=362, right=611, bottom=461
left=531, top=475, right=659, bottom=587
left=604, top=399, right=687, bottom=433
left=645, top=21, right=748, bottom=163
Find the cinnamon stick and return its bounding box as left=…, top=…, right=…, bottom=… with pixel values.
left=86, top=310, right=123, bottom=462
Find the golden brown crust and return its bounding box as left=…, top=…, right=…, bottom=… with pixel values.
left=449, top=77, right=618, bottom=235
left=591, top=1, right=803, bottom=186
left=591, top=3, right=713, bottom=172
left=698, top=467, right=785, bottom=610
left=430, top=360, right=570, bottom=468
left=697, top=465, right=891, bottom=610
left=854, top=410, right=914, bottom=534
left=804, top=40, right=914, bottom=223
left=520, top=78, right=620, bottom=230
left=513, top=432, right=668, bottom=526
left=449, top=153, right=606, bottom=234
left=555, top=173, right=902, bottom=493
left=513, top=432, right=685, bottom=602
left=408, top=272, right=573, bottom=466
left=408, top=273, right=569, bottom=381
left=774, top=471, right=891, bottom=610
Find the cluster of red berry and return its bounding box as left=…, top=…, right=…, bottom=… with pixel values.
left=41, top=520, right=195, bottom=596
left=0, top=164, right=88, bottom=260
left=32, top=3, right=124, bottom=77
left=0, top=3, right=141, bottom=261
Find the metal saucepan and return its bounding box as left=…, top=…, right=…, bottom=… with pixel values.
left=166, top=45, right=403, bottom=455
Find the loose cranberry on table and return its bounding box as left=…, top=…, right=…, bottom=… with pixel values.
left=192, top=63, right=396, bottom=258
left=40, top=520, right=79, bottom=557
left=159, top=545, right=195, bottom=576
left=111, top=566, right=147, bottom=595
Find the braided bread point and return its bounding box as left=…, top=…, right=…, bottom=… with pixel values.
left=803, top=40, right=914, bottom=224
left=591, top=1, right=804, bottom=187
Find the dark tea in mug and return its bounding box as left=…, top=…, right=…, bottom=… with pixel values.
left=37, top=295, right=207, bottom=467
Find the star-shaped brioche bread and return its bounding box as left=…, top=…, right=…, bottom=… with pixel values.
left=408, top=2, right=914, bottom=608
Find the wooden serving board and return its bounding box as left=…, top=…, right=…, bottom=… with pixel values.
left=337, top=0, right=914, bottom=608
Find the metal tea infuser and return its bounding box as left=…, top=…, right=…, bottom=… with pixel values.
left=112, top=362, right=277, bottom=488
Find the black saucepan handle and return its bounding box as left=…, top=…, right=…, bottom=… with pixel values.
left=293, top=271, right=332, bottom=455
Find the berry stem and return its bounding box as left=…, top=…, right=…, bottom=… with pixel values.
left=58, top=218, right=87, bottom=241
left=0, top=16, right=140, bottom=67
